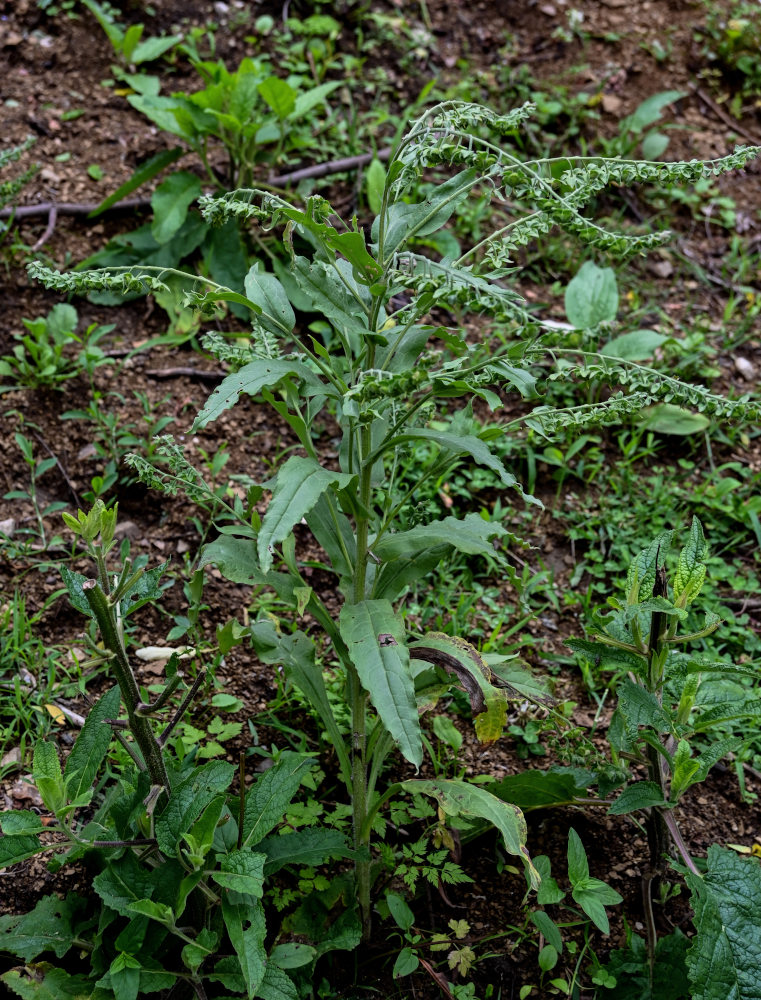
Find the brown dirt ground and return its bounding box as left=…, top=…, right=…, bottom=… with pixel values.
left=1, top=0, right=761, bottom=997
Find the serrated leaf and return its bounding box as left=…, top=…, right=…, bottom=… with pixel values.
left=490, top=768, right=593, bottom=812
left=63, top=686, right=120, bottom=802
left=212, top=850, right=266, bottom=897
left=222, top=893, right=266, bottom=999
left=626, top=530, right=673, bottom=603
left=403, top=778, right=539, bottom=889
left=608, top=781, right=667, bottom=815
left=257, top=963, right=300, bottom=1000
left=565, top=260, right=618, bottom=328
left=93, top=853, right=160, bottom=917
left=258, top=456, right=354, bottom=573
left=155, top=761, right=235, bottom=857
left=0, top=834, right=47, bottom=870
left=33, top=741, right=65, bottom=814
left=617, top=678, right=671, bottom=735
left=686, top=846, right=761, bottom=1000
left=339, top=601, right=422, bottom=767
left=673, top=517, right=707, bottom=607
left=241, top=752, right=313, bottom=849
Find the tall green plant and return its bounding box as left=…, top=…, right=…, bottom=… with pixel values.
left=29, top=101, right=760, bottom=938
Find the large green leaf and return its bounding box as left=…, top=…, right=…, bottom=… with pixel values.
left=0, top=895, right=84, bottom=961
left=257, top=77, right=296, bottom=119
left=155, top=761, right=235, bottom=857
left=291, top=80, right=341, bottom=120
left=490, top=768, right=593, bottom=811
left=212, top=850, right=266, bottom=897
left=222, top=893, right=267, bottom=999
left=608, top=781, right=667, bottom=815
left=686, top=846, right=761, bottom=1000
left=244, top=263, right=295, bottom=335
left=564, top=260, right=618, bottom=328
left=93, top=853, right=160, bottom=917
left=241, top=752, right=314, bottom=849
left=403, top=778, right=539, bottom=889
left=63, top=685, right=120, bottom=803
left=0, top=835, right=47, bottom=869
left=150, top=171, right=202, bottom=245
left=339, top=600, right=422, bottom=767
left=258, top=456, right=354, bottom=573
left=373, top=512, right=507, bottom=562
left=259, top=829, right=354, bottom=875
left=193, top=359, right=321, bottom=430
left=292, top=256, right=370, bottom=342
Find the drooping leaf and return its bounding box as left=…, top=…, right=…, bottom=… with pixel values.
left=373, top=513, right=508, bottom=562
left=339, top=601, right=422, bottom=767
left=602, top=329, right=670, bottom=360
left=403, top=778, right=539, bottom=889
left=490, top=768, right=593, bottom=812
left=244, top=263, right=295, bottom=335
left=63, top=685, right=120, bottom=802
left=93, top=853, right=161, bottom=917
left=0, top=811, right=47, bottom=836
left=641, top=404, right=710, bottom=436
left=565, top=260, right=618, bottom=328
left=258, top=456, right=354, bottom=573
left=241, top=752, right=314, bottom=849
left=686, top=846, right=761, bottom=1000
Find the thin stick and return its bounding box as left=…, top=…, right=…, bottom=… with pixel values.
left=158, top=670, right=206, bottom=747
left=32, top=204, right=57, bottom=251
left=691, top=85, right=761, bottom=145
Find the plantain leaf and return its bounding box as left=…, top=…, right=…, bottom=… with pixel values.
left=565, top=260, right=618, bottom=328
left=339, top=600, right=421, bottom=767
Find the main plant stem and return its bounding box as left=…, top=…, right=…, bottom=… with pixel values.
left=83, top=581, right=169, bottom=790
left=351, top=391, right=375, bottom=940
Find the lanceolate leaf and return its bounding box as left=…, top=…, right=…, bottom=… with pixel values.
left=192, top=359, right=321, bottom=430
left=686, top=846, right=761, bottom=1000
left=63, top=685, right=120, bottom=802
left=222, top=893, right=267, bottom=999
left=403, top=778, right=539, bottom=889
left=339, top=601, right=422, bottom=767
left=259, top=829, right=355, bottom=875
left=151, top=171, right=202, bottom=244
left=241, top=752, right=314, bottom=849
left=258, top=456, right=355, bottom=573
left=608, top=781, right=667, bottom=815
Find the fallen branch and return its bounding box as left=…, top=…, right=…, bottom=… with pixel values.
left=690, top=85, right=761, bottom=145
left=0, top=148, right=393, bottom=222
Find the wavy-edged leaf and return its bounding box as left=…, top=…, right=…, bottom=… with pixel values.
left=259, top=828, right=355, bottom=875
left=339, top=600, right=421, bottom=767
left=626, top=530, right=673, bottom=603
left=192, top=359, right=321, bottom=430
left=259, top=456, right=354, bottom=573
left=212, top=850, right=266, bottom=897
left=403, top=778, right=539, bottom=889
left=0, top=963, right=92, bottom=999
left=686, top=846, right=761, bottom=1000
left=0, top=895, right=85, bottom=961
left=674, top=517, right=707, bottom=608
left=63, top=685, right=120, bottom=803
left=155, top=761, right=235, bottom=857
